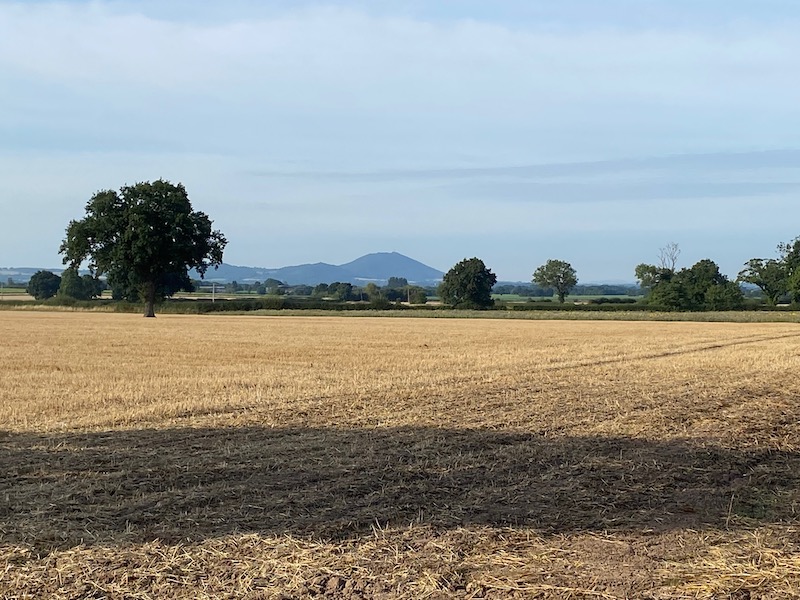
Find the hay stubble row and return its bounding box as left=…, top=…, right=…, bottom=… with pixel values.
left=1, top=311, right=799, bottom=598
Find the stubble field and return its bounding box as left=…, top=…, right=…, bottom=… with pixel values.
left=1, top=311, right=800, bottom=599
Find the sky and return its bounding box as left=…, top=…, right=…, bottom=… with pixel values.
left=1, top=1, right=800, bottom=282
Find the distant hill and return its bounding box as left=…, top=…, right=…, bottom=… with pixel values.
left=198, top=252, right=445, bottom=286
left=1, top=267, right=64, bottom=284
left=267, top=262, right=351, bottom=285
left=2, top=253, right=445, bottom=286
left=339, top=252, right=444, bottom=283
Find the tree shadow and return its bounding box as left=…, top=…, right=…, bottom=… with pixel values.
left=1, top=426, right=797, bottom=553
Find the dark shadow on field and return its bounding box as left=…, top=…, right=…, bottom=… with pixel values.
left=1, top=426, right=798, bottom=553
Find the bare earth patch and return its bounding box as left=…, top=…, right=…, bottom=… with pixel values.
left=1, top=312, right=799, bottom=598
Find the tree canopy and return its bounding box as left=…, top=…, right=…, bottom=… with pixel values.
left=532, top=259, right=578, bottom=303
left=58, top=266, right=104, bottom=301
left=737, top=259, right=787, bottom=305
left=638, top=258, right=743, bottom=310
left=439, top=257, right=497, bottom=309
left=26, top=270, right=61, bottom=300
left=738, top=237, right=800, bottom=305
left=387, top=277, right=408, bottom=289
left=60, top=180, right=226, bottom=317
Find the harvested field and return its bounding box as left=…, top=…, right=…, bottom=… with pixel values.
left=1, top=311, right=800, bottom=598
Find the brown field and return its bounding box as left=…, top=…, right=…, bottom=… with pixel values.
left=1, top=311, right=800, bottom=599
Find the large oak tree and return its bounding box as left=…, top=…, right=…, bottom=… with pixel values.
left=60, top=180, right=227, bottom=317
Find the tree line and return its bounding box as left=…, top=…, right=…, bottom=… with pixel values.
left=437, top=257, right=579, bottom=309
left=428, top=243, right=800, bottom=311
left=633, top=240, right=800, bottom=311
left=738, top=238, right=800, bottom=305
left=21, top=179, right=800, bottom=316
left=27, top=270, right=432, bottom=306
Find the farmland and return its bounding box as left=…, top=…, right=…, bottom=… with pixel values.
left=2, top=311, right=800, bottom=598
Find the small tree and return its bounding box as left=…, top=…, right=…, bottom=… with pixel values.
left=83, top=274, right=105, bottom=299
left=408, top=288, right=428, bottom=304
left=60, top=180, right=226, bottom=317
left=56, top=267, right=103, bottom=300
left=682, top=259, right=743, bottom=310
left=681, top=259, right=724, bottom=308
left=779, top=237, right=800, bottom=271
left=328, top=282, right=353, bottom=301
left=532, top=259, right=578, bottom=303
left=58, top=266, right=102, bottom=300
left=439, top=257, right=497, bottom=309
left=738, top=237, right=800, bottom=305
left=658, top=242, right=681, bottom=272
left=387, top=276, right=408, bottom=289
left=263, top=278, right=284, bottom=294
left=738, top=258, right=788, bottom=305
left=636, top=243, right=680, bottom=297
left=705, top=280, right=746, bottom=310
left=364, top=282, right=381, bottom=301
left=26, top=270, right=61, bottom=300
left=290, top=284, right=313, bottom=296
left=645, top=259, right=743, bottom=310
left=635, top=263, right=671, bottom=294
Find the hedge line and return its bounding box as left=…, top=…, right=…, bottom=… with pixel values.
left=2, top=296, right=796, bottom=314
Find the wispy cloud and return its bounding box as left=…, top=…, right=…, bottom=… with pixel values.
left=246, top=150, right=800, bottom=181
left=2, top=3, right=799, bottom=161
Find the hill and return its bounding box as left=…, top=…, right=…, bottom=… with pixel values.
left=3, top=253, right=444, bottom=287
left=339, top=252, right=444, bottom=283
left=1, top=267, right=61, bottom=284
left=199, top=252, right=445, bottom=286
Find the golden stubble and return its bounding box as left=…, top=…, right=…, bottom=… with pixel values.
left=3, top=311, right=800, bottom=599
left=2, top=311, right=798, bottom=445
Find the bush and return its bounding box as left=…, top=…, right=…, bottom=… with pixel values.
left=369, top=298, right=393, bottom=310
left=588, top=297, right=638, bottom=305
left=26, top=270, right=62, bottom=300
left=408, top=289, right=428, bottom=304
left=509, top=302, right=652, bottom=312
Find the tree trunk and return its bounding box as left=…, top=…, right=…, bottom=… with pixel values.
left=143, top=281, right=156, bottom=317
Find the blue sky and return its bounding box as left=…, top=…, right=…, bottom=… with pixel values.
left=1, top=1, right=799, bottom=282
